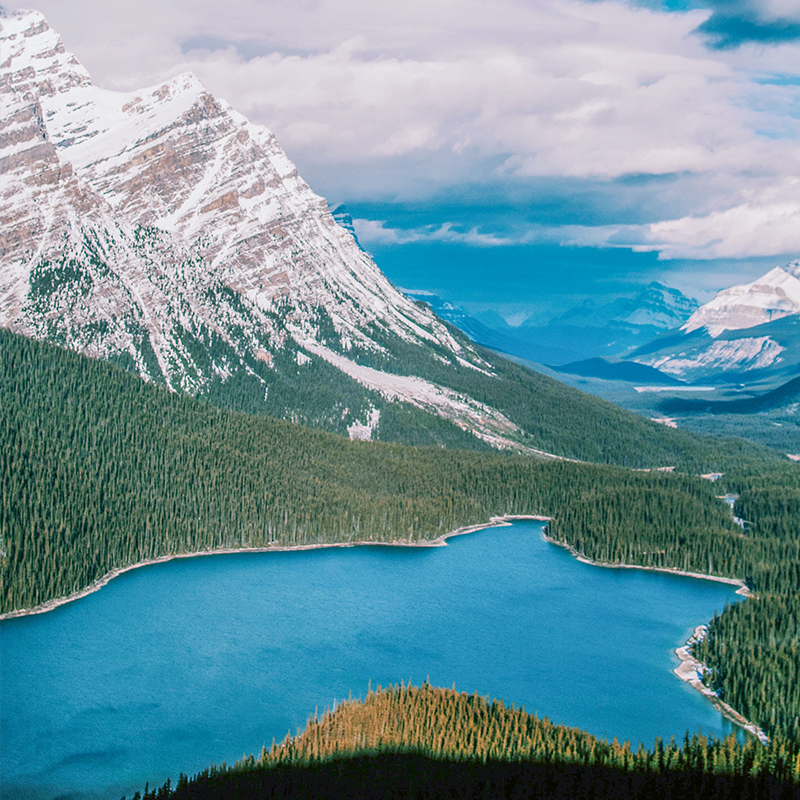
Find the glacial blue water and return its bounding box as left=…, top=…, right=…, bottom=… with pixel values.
left=1, top=520, right=744, bottom=800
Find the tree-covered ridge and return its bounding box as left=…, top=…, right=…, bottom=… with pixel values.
left=0, top=328, right=740, bottom=614
left=132, top=683, right=800, bottom=800
left=323, top=319, right=782, bottom=470
left=696, top=594, right=800, bottom=740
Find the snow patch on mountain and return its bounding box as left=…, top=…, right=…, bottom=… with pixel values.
left=347, top=407, right=380, bottom=441
left=305, top=342, right=556, bottom=456
left=683, top=266, right=800, bottom=337
left=645, top=336, right=786, bottom=376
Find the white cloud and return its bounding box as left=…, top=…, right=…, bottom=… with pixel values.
left=637, top=178, right=800, bottom=259
left=7, top=0, right=800, bottom=261
left=355, top=217, right=640, bottom=250
left=354, top=219, right=521, bottom=247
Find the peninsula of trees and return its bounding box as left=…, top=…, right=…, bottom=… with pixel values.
left=131, top=683, right=800, bottom=800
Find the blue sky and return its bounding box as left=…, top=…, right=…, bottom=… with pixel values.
left=11, top=0, right=800, bottom=321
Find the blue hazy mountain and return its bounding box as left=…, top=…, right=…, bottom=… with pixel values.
left=405, top=283, right=698, bottom=368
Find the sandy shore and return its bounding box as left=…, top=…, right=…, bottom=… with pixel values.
left=673, top=626, right=769, bottom=745
left=0, top=514, right=552, bottom=621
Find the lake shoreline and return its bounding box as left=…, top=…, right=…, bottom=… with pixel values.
left=0, top=514, right=552, bottom=621
left=2, top=515, right=768, bottom=753
left=542, top=533, right=766, bottom=744
left=541, top=533, right=752, bottom=597
left=673, top=625, right=769, bottom=745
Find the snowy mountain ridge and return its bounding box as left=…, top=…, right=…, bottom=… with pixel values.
left=683, top=263, right=800, bottom=338
left=2, top=10, right=556, bottom=451
left=628, top=262, right=800, bottom=382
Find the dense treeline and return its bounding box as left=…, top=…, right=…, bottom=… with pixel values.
left=132, top=683, right=800, bottom=800
left=0, top=329, right=741, bottom=615
left=696, top=595, right=800, bottom=739
left=730, top=464, right=800, bottom=541
left=687, top=464, right=800, bottom=741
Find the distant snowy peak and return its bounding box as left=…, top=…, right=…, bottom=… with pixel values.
left=553, top=281, right=697, bottom=331
left=683, top=265, right=800, bottom=338
left=629, top=266, right=800, bottom=382
left=622, top=282, right=698, bottom=329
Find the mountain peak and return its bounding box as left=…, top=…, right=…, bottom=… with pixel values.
left=683, top=264, right=800, bottom=337
left=2, top=10, right=526, bottom=450
left=0, top=9, right=91, bottom=98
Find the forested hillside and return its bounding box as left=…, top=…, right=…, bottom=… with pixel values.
left=132, top=683, right=800, bottom=800
left=251, top=318, right=784, bottom=471
left=0, top=329, right=739, bottom=614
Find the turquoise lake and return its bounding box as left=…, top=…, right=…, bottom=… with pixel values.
left=0, top=520, right=744, bottom=800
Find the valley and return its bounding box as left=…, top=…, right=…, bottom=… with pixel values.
left=412, top=275, right=799, bottom=454
left=0, top=7, right=799, bottom=800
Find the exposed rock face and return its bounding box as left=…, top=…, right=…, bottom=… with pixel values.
left=628, top=263, right=800, bottom=382
left=2, top=10, right=529, bottom=446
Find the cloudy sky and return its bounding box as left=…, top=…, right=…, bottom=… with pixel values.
left=10, top=0, right=800, bottom=319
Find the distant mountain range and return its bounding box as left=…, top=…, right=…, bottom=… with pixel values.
left=628, top=263, right=800, bottom=384
left=406, top=262, right=800, bottom=390
left=684, top=262, right=800, bottom=337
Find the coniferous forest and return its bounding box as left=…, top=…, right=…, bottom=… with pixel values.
left=132, top=683, right=800, bottom=800
left=0, top=328, right=746, bottom=616
left=1, top=328, right=799, bottom=780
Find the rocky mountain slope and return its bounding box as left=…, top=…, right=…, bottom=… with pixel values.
left=1, top=9, right=787, bottom=468
left=0, top=8, right=544, bottom=453
left=629, top=263, right=800, bottom=383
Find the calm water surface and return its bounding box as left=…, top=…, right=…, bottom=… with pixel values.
left=1, top=521, right=743, bottom=800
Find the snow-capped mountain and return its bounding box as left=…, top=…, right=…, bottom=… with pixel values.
left=683, top=263, right=800, bottom=337
left=553, top=282, right=698, bottom=333
left=628, top=263, right=800, bottom=382
left=1, top=9, right=551, bottom=453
